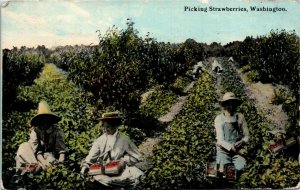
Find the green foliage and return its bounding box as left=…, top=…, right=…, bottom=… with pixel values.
left=177, top=39, right=205, bottom=67
left=239, top=155, right=300, bottom=188
left=2, top=47, right=45, bottom=111
left=31, top=164, right=91, bottom=190
left=118, top=125, right=146, bottom=146
left=2, top=64, right=100, bottom=188
left=170, top=76, right=192, bottom=94
left=51, top=20, right=204, bottom=116
left=219, top=58, right=299, bottom=188
left=228, top=30, right=300, bottom=168
left=2, top=111, right=33, bottom=170
left=240, top=64, right=251, bottom=73
left=204, top=42, right=225, bottom=57
left=232, top=36, right=257, bottom=68
left=244, top=70, right=259, bottom=82
left=271, top=85, right=299, bottom=135
left=233, top=30, right=299, bottom=95
left=139, top=87, right=179, bottom=119
left=4, top=20, right=298, bottom=189
left=140, top=72, right=218, bottom=189
left=272, top=84, right=295, bottom=105
left=2, top=47, right=45, bottom=170
left=223, top=41, right=241, bottom=57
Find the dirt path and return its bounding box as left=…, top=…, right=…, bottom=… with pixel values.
left=141, top=58, right=222, bottom=157
left=158, top=82, right=194, bottom=123
left=208, top=57, right=288, bottom=129
left=229, top=60, right=289, bottom=129
left=138, top=79, right=196, bottom=157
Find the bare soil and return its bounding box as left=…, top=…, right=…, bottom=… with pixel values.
left=138, top=81, right=195, bottom=157
left=231, top=62, right=289, bottom=129
left=139, top=58, right=290, bottom=158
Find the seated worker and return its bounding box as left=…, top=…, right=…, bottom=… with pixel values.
left=212, top=59, right=223, bottom=74
left=214, top=92, right=249, bottom=171
left=15, top=100, right=68, bottom=171
left=81, top=111, right=144, bottom=187
left=192, top=61, right=203, bottom=80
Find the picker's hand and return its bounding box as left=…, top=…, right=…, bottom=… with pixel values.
left=37, top=154, right=51, bottom=171
left=58, top=154, right=65, bottom=163
left=80, top=166, right=89, bottom=175
left=237, top=149, right=247, bottom=157
left=119, top=160, right=126, bottom=170
left=80, top=163, right=89, bottom=175
left=41, top=162, right=52, bottom=171
left=234, top=140, right=244, bottom=150
left=230, top=146, right=237, bottom=153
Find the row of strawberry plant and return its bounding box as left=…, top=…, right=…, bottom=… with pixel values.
left=3, top=64, right=102, bottom=189
left=139, top=74, right=192, bottom=119
left=139, top=85, right=179, bottom=119
left=3, top=63, right=149, bottom=189
left=219, top=58, right=299, bottom=188
left=170, top=75, right=193, bottom=95
left=139, top=71, right=218, bottom=189
left=2, top=47, right=46, bottom=187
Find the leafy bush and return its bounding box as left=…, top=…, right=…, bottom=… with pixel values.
left=240, top=64, right=251, bottom=73
left=2, top=47, right=45, bottom=111
left=272, top=84, right=295, bottom=105
left=139, top=86, right=179, bottom=119
left=233, top=30, right=299, bottom=96
left=239, top=155, right=300, bottom=189
left=2, top=47, right=45, bottom=176
left=170, top=76, right=192, bottom=94
left=51, top=20, right=204, bottom=117
left=177, top=38, right=205, bottom=67
left=31, top=164, right=91, bottom=190
left=271, top=85, right=299, bottom=135
left=244, top=70, right=259, bottom=82
left=52, top=22, right=151, bottom=114
left=118, top=125, right=146, bottom=146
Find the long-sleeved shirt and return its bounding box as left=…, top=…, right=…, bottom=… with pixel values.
left=212, top=60, right=223, bottom=72
left=84, top=131, right=142, bottom=166
left=193, top=61, right=203, bottom=72
left=29, top=127, right=68, bottom=155
left=214, top=111, right=249, bottom=151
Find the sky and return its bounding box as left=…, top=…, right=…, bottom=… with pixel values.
left=0, top=0, right=299, bottom=49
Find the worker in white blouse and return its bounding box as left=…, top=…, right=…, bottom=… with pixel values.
left=81, top=111, right=144, bottom=187
left=214, top=92, right=249, bottom=171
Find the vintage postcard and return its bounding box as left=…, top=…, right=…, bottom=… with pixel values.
left=0, top=0, right=299, bottom=189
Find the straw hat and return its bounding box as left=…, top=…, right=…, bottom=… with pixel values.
left=100, top=111, right=123, bottom=121
left=219, top=92, right=242, bottom=106
left=31, top=100, right=61, bottom=127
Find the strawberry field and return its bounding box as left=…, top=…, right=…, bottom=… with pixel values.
left=2, top=22, right=299, bottom=189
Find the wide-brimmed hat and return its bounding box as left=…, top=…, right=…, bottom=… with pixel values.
left=100, top=111, right=123, bottom=121
left=219, top=92, right=242, bottom=106
left=31, top=100, right=61, bottom=127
